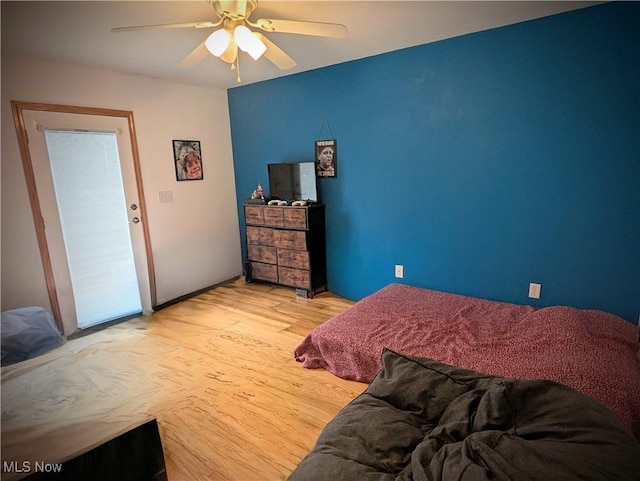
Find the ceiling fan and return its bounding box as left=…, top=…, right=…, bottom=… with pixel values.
left=111, top=0, right=348, bottom=80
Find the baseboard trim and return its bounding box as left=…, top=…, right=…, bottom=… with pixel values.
left=153, top=276, right=241, bottom=311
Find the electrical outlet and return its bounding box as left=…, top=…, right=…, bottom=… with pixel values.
left=528, top=282, right=541, bottom=299
left=395, top=265, right=404, bottom=279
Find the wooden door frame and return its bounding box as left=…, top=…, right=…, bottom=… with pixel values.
left=11, top=101, right=157, bottom=330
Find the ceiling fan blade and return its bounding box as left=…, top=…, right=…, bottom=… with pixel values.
left=111, top=21, right=219, bottom=33
left=254, top=19, right=347, bottom=38
left=179, top=41, right=210, bottom=68
left=255, top=33, right=297, bottom=70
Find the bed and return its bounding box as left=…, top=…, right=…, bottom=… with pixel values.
left=291, top=283, right=640, bottom=480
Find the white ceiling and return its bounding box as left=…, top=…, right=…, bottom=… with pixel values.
left=1, top=1, right=601, bottom=90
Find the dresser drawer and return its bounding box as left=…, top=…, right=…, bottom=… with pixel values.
left=284, top=208, right=307, bottom=230
left=250, top=262, right=278, bottom=282
left=246, top=226, right=274, bottom=246
left=278, top=266, right=310, bottom=289
left=273, top=230, right=307, bottom=250
left=244, top=206, right=264, bottom=225
left=277, top=249, right=309, bottom=269
left=264, top=207, right=285, bottom=227
left=247, top=245, right=277, bottom=264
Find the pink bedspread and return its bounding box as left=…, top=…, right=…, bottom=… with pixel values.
left=294, top=283, right=640, bottom=439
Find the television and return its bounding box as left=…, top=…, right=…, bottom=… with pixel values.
left=268, top=162, right=318, bottom=202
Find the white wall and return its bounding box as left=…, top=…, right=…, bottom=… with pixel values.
left=1, top=54, right=242, bottom=331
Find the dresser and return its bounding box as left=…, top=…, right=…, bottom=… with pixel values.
left=244, top=204, right=327, bottom=298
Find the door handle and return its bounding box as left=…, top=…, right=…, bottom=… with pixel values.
left=129, top=217, right=141, bottom=224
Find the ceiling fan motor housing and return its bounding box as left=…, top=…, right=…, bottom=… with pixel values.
left=211, top=0, right=258, bottom=21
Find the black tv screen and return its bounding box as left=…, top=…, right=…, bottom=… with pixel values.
left=268, top=162, right=318, bottom=202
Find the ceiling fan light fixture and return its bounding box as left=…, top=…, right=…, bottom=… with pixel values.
left=205, top=28, right=231, bottom=57
left=219, top=38, right=238, bottom=64
left=233, top=25, right=266, bottom=60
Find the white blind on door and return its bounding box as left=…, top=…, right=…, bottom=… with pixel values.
left=44, top=130, right=142, bottom=328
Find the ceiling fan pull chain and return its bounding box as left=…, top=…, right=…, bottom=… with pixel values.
left=317, top=115, right=335, bottom=140
left=236, top=55, right=241, bottom=83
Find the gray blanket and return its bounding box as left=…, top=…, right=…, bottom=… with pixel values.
left=289, top=349, right=640, bottom=481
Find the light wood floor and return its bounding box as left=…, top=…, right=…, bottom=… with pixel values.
left=1, top=279, right=365, bottom=481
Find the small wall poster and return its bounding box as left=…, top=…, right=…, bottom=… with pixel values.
left=315, top=139, right=337, bottom=178
left=173, top=140, right=203, bottom=181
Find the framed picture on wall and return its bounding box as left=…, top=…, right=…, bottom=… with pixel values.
left=315, top=139, right=337, bottom=178
left=173, top=140, right=203, bottom=181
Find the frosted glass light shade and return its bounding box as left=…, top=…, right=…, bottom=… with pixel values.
left=205, top=29, right=231, bottom=57
left=234, top=25, right=266, bottom=60
left=219, top=39, right=238, bottom=64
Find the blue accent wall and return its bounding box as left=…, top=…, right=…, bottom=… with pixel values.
left=228, top=2, right=640, bottom=323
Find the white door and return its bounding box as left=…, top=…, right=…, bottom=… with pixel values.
left=23, top=110, right=152, bottom=330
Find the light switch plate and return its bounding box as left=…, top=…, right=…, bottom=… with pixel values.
left=158, top=191, right=173, bottom=203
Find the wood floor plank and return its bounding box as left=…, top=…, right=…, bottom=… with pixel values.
left=1, top=278, right=362, bottom=481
